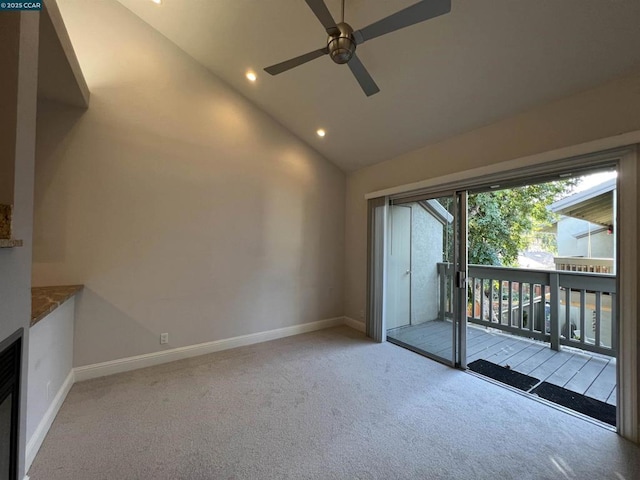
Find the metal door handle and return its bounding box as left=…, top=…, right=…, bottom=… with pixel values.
left=406, top=270, right=411, bottom=275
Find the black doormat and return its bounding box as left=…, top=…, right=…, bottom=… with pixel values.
left=468, top=359, right=540, bottom=391
left=531, top=382, right=616, bottom=426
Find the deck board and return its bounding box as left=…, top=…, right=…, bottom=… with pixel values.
left=564, top=356, right=608, bottom=394
left=585, top=359, right=617, bottom=403
left=408, top=327, right=452, bottom=349
left=387, top=321, right=617, bottom=419
left=545, top=354, right=591, bottom=387
left=467, top=336, right=523, bottom=363
left=511, top=346, right=558, bottom=375
left=388, top=321, right=454, bottom=361
left=466, top=331, right=516, bottom=357
left=607, top=385, right=617, bottom=406
left=495, top=343, right=546, bottom=369
left=388, top=321, right=448, bottom=344
left=528, top=350, right=575, bottom=381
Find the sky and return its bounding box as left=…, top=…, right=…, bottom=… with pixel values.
left=573, top=170, right=617, bottom=193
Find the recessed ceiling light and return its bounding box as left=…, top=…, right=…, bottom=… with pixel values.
left=151, top=0, right=162, bottom=4
left=316, top=129, right=326, bottom=138
left=246, top=71, right=257, bottom=82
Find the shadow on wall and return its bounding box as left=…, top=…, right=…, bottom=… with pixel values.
left=33, top=99, right=86, bottom=267
left=33, top=95, right=344, bottom=367
left=72, top=287, right=169, bottom=367
left=31, top=0, right=345, bottom=368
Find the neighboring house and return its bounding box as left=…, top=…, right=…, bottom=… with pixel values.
left=411, top=200, right=454, bottom=324
left=547, top=178, right=616, bottom=345
left=548, top=178, right=616, bottom=274
left=554, top=216, right=612, bottom=258
left=386, top=200, right=453, bottom=329
left=517, top=250, right=555, bottom=270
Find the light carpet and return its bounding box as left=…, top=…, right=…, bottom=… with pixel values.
left=28, top=326, right=639, bottom=479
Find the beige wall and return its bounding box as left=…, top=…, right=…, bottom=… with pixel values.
left=32, top=0, right=345, bottom=367
left=345, top=69, right=640, bottom=322
left=0, top=11, right=39, bottom=480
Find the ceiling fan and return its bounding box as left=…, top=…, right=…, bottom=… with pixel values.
left=264, top=0, right=452, bottom=97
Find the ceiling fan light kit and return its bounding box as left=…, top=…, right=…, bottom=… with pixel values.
left=264, top=0, right=452, bottom=97
left=328, top=23, right=356, bottom=64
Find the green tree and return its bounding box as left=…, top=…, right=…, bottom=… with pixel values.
left=468, top=180, right=575, bottom=266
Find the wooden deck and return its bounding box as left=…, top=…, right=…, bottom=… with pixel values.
left=387, top=320, right=616, bottom=406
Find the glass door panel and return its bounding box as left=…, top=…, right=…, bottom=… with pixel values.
left=386, top=194, right=463, bottom=366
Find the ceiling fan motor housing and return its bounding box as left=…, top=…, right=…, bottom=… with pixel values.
left=328, top=22, right=356, bottom=64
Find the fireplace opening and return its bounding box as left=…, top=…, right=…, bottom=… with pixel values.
left=0, top=329, right=22, bottom=480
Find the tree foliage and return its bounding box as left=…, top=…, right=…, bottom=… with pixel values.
left=468, top=180, right=575, bottom=266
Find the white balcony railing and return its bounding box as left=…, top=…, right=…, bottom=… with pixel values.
left=554, top=256, right=614, bottom=274
left=437, top=263, right=617, bottom=357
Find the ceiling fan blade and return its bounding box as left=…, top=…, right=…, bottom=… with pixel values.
left=304, top=0, right=340, bottom=36
left=353, top=0, right=451, bottom=45
left=264, top=48, right=328, bottom=75
left=347, top=54, right=380, bottom=97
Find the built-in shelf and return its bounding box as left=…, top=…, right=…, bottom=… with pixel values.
left=0, top=239, right=23, bottom=248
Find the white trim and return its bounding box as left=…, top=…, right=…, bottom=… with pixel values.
left=365, top=131, right=640, bottom=199
left=25, top=370, right=75, bottom=472
left=26, top=317, right=361, bottom=470
left=617, top=149, right=638, bottom=442
left=74, top=317, right=345, bottom=382
left=344, top=317, right=366, bottom=333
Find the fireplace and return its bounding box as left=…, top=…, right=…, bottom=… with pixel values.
left=0, top=329, right=22, bottom=480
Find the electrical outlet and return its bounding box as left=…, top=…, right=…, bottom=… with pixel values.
left=160, top=333, right=169, bottom=345
left=359, top=309, right=365, bottom=319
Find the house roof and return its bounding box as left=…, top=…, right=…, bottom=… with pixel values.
left=419, top=199, right=453, bottom=224
left=548, top=178, right=615, bottom=227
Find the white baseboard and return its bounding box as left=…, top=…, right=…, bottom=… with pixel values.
left=74, top=317, right=345, bottom=382
left=25, top=316, right=367, bottom=471
left=344, top=316, right=366, bottom=333
left=25, top=370, right=75, bottom=472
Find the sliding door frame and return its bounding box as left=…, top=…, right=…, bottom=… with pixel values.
left=616, top=148, right=638, bottom=441
left=366, top=196, right=388, bottom=343
left=366, top=146, right=638, bottom=442
left=386, top=189, right=465, bottom=367
left=455, top=191, right=468, bottom=369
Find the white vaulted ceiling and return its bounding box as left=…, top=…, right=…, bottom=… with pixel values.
left=116, top=0, right=640, bottom=171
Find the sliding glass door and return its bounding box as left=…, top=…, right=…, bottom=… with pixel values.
left=385, top=192, right=467, bottom=367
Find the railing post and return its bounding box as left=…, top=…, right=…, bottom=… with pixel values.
left=550, top=271, right=560, bottom=351
left=438, top=263, right=446, bottom=321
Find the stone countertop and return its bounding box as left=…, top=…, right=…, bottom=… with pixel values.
left=0, top=239, right=23, bottom=248
left=31, top=285, right=83, bottom=327
left=0, top=204, right=11, bottom=239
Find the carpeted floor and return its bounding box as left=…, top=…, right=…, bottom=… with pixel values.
left=28, top=327, right=639, bottom=479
